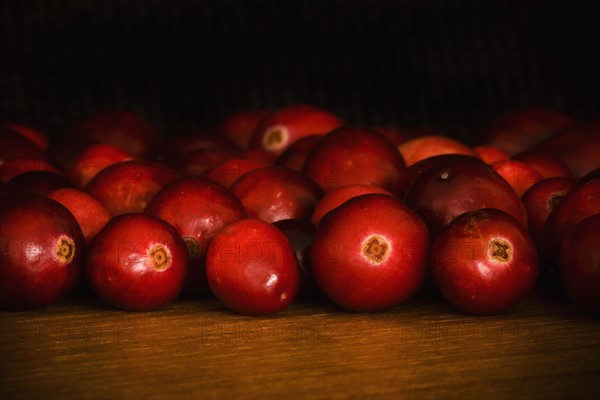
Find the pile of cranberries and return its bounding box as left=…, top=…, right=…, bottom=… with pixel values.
left=1, top=106, right=599, bottom=316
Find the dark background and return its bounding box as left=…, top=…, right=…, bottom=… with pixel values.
left=1, top=0, right=599, bottom=142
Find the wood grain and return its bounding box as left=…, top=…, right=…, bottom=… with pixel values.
left=1, top=288, right=599, bottom=399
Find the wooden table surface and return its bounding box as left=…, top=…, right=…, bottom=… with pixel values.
left=1, top=287, right=599, bottom=400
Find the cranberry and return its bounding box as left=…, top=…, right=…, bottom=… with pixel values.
left=310, top=194, right=429, bottom=312
left=68, top=110, right=159, bottom=157
left=249, top=104, right=343, bottom=156
left=491, top=159, right=544, bottom=197
left=67, top=144, right=133, bottom=188
left=534, top=122, right=600, bottom=178
left=231, top=166, right=322, bottom=223
left=310, top=184, right=393, bottom=225
left=394, top=154, right=480, bottom=199
left=206, top=218, right=300, bottom=315
left=220, top=109, right=271, bottom=149
left=398, top=135, right=476, bottom=166
left=0, top=195, right=84, bottom=310
left=404, top=156, right=527, bottom=237
left=473, top=145, right=509, bottom=165
left=48, top=188, right=112, bottom=244
left=273, top=219, right=319, bottom=300
left=558, top=214, right=600, bottom=315
left=150, top=129, right=236, bottom=166
left=513, top=151, right=574, bottom=179
left=302, top=126, right=405, bottom=192
left=430, top=209, right=539, bottom=315
left=145, top=177, right=244, bottom=296
left=521, top=177, right=576, bottom=245
left=275, top=134, right=324, bottom=171
left=85, top=160, right=179, bottom=216
left=202, top=158, right=264, bottom=188
left=176, top=147, right=240, bottom=177
left=85, top=213, right=188, bottom=311
left=541, top=177, right=600, bottom=266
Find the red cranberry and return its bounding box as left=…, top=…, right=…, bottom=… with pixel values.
left=310, top=194, right=429, bottom=312
left=68, top=110, right=159, bottom=157
left=430, top=209, right=539, bottom=315
left=48, top=188, right=112, bottom=244
left=220, top=109, right=271, bottom=149
left=404, top=156, right=528, bottom=237
left=85, top=213, right=188, bottom=311
left=0, top=195, right=84, bottom=310
left=202, top=158, right=264, bottom=188
left=534, top=122, right=600, bottom=178
left=85, top=160, right=179, bottom=215
left=302, top=126, right=405, bottom=192
left=67, top=144, right=133, bottom=188
left=558, top=214, right=600, bottom=315
left=206, top=218, right=300, bottom=315
left=394, top=154, right=480, bottom=199
left=176, top=147, right=240, bottom=177
left=231, top=166, right=322, bottom=223
left=275, top=134, right=324, bottom=171
left=473, top=145, right=509, bottom=165
left=512, top=151, right=574, bottom=179
left=521, top=177, right=576, bottom=245
left=398, top=135, right=476, bottom=166
left=310, top=184, right=393, bottom=225
left=273, top=219, right=319, bottom=300
left=145, top=177, right=244, bottom=296
left=491, top=159, right=544, bottom=197
left=541, top=177, right=600, bottom=265
left=249, top=104, right=343, bottom=156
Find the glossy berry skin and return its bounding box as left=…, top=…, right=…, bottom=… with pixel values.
left=302, top=126, right=406, bottom=192
left=534, top=122, right=600, bottom=178
left=202, top=158, right=264, bottom=188
left=541, top=178, right=600, bottom=266
left=273, top=219, right=319, bottom=300
left=85, top=160, right=179, bottom=216
left=310, top=184, right=393, bottom=225
left=404, top=156, right=527, bottom=237
left=232, top=166, right=323, bottom=223
left=558, top=214, right=600, bottom=315
left=67, top=144, right=133, bottom=188
left=48, top=188, right=112, bottom=244
left=310, top=194, right=429, bottom=312
left=145, top=177, right=244, bottom=296
left=521, top=177, right=576, bottom=245
left=85, top=213, right=188, bottom=311
left=220, top=108, right=271, bottom=149
left=491, top=159, right=544, bottom=197
left=249, top=104, right=342, bottom=156
left=206, top=219, right=300, bottom=315
left=430, top=209, right=539, bottom=315
left=398, top=135, right=476, bottom=166
left=68, top=110, right=159, bottom=157
left=0, top=195, right=84, bottom=310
